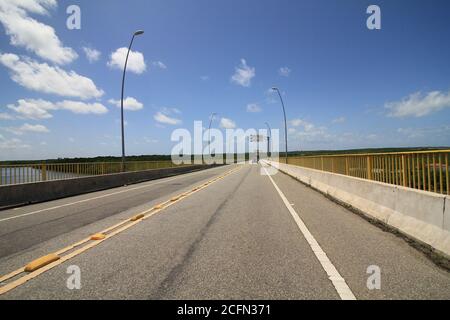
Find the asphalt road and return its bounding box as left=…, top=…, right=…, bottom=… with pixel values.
left=0, top=163, right=449, bottom=299
left=0, top=165, right=231, bottom=258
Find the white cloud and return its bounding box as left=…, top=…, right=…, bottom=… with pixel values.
left=0, top=53, right=104, bottom=99
left=246, top=103, right=262, bottom=113
left=153, top=112, right=181, bottom=125
left=200, top=75, right=209, bottom=81
left=290, top=118, right=315, bottom=132
left=287, top=118, right=335, bottom=146
left=0, top=0, right=53, bottom=16
left=231, top=59, right=255, bottom=87
left=57, top=101, right=108, bottom=115
left=6, top=123, right=49, bottom=135
left=397, top=127, right=420, bottom=138
left=7, top=99, right=55, bottom=119
left=220, top=117, right=236, bottom=129
left=161, top=107, right=181, bottom=115
left=290, top=119, right=302, bottom=126
left=107, top=47, right=146, bottom=74
left=0, top=0, right=78, bottom=65
left=397, top=126, right=450, bottom=139
left=287, top=118, right=386, bottom=149
left=7, top=98, right=108, bottom=119
left=0, top=135, right=30, bottom=149
left=278, top=67, right=291, bottom=77
left=21, top=123, right=49, bottom=132
left=152, top=61, right=167, bottom=69
left=0, top=112, right=15, bottom=120
left=83, top=47, right=101, bottom=63
left=153, top=108, right=182, bottom=125
left=290, top=127, right=331, bottom=143
left=108, top=97, right=143, bottom=111
left=385, top=90, right=450, bottom=118
left=332, top=116, right=346, bottom=124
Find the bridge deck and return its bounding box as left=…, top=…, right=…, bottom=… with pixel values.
left=0, top=164, right=449, bottom=299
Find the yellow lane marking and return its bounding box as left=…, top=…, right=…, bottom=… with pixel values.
left=0, top=213, right=153, bottom=284
left=0, top=166, right=241, bottom=296
left=0, top=269, right=23, bottom=284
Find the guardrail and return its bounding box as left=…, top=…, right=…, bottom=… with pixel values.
left=0, top=161, right=183, bottom=186
left=286, top=150, right=450, bottom=195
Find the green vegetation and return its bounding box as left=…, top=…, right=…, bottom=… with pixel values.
left=288, top=147, right=450, bottom=157
left=0, top=155, right=172, bottom=165
left=1, top=147, right=449, bottom=165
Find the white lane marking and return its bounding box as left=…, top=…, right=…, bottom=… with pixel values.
left=262, top=166, right=356, bottom=300
left=0, top=166, right=229, bottom=223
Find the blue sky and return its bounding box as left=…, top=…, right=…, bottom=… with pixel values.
left=1, top=0, right=450, bottom=160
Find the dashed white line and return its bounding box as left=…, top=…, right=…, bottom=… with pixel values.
left=262, top=165, right=357, bottom=300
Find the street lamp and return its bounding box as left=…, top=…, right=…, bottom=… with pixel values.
left=264, top=122, right=271, bottom=158
left=120, top=30, right=144, bottom=171
left=208, top=113, right=217, bottom=155
left=272, top=87, right=288, bottom=164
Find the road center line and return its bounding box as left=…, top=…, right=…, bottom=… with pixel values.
left=0, top=166, right=228, bottom=223
left=262, top=165, right=356, bottom=300
left=0, top=166, right=241, bottom=296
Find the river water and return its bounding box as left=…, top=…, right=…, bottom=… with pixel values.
left=0, top=167, right=85, bottom=185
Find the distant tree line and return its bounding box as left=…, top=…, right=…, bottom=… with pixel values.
left=288, top=147, right=449, bottom=157
left=1, top=147, right=448, bottom=165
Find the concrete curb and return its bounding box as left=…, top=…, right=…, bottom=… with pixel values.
left=265, top=161, right=450, bottom=265
left=0, top=165, right=222, bottom=210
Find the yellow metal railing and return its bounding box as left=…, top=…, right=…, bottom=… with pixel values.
left=0, top=161, right=184, bottom=186
left=286, top=150, right=450, bottom=195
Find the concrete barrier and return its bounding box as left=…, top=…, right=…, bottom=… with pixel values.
left=0, top=165, right=220, bottom=209
left=265, top=161, right=450, bottom=259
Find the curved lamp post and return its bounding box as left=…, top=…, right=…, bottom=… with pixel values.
left=271, top=87, right=288, bottom=164
left=264, top=122, right=271, bottom=158
left=208, top=113, right=217, bottom=155
left=121, top=30, right=144, bottom=171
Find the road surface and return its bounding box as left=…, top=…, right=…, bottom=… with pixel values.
left=0, top=163, right=449, bottom=299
